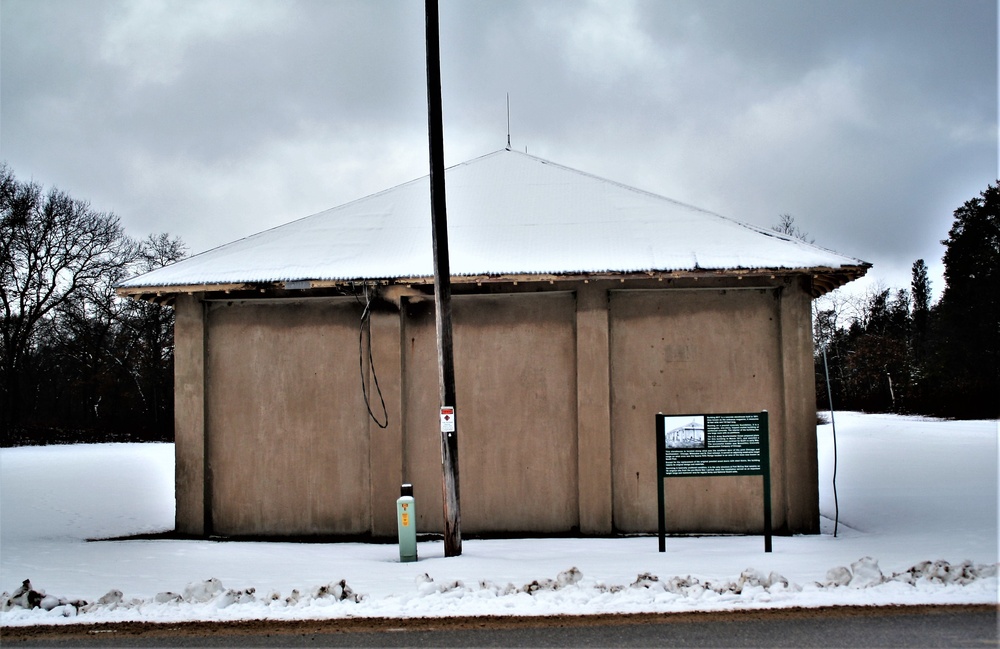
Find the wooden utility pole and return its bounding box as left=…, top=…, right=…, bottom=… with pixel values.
left=424, top=0, right=461, bottom=557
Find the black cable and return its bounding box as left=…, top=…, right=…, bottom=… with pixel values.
left=822, top=345, right=839, bottom=537
left=815, top=301, right=840, bottom=538
left=355, top=282, right=389, bottom=429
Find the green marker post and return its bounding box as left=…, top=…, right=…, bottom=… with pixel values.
left=397, top=484, right=417, bottom=562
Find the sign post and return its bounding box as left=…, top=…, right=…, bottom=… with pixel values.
left=656, top=412, right=772, bottom=552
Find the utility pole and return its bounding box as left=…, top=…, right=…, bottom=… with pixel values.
left=424, top=0, right=461, bottom=557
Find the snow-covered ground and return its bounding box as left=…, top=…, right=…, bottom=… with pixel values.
left=1, top=412, right=996, bottom=626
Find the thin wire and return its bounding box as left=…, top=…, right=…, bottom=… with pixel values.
left=822, top=345, right=839, bottom=537
left=815, top=301, right=840, bottom=538
left=356, top=282, right=389, bottom=429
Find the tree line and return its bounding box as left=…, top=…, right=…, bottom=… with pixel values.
left=1, top=163, right=183, bottom=445
left=810, top=181, right=999, bottom=419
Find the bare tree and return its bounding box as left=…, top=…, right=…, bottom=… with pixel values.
left=771, top=213, right=815, bottom=244
left=0, top=164, right=138, bottom=434
left=116, top=234, right=186, bottom=426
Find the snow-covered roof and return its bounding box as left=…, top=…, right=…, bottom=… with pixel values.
left=119, top=149, right=868, bottom=292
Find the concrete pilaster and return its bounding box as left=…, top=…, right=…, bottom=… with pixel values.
left=576, top=284, right=613, bottom=533
left=173, top=294, right=207, bottom=535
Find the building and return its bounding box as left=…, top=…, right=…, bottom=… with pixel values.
left=118, top=150, right=868, bottom=539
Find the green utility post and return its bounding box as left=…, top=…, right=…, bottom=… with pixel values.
left=397, top=484, right=417, bottom=562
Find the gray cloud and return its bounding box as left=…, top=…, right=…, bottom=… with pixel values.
left=1, top=0, right=995, bottom=300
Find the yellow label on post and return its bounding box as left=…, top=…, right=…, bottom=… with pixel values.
left=401, top=513, right=410, bottom=527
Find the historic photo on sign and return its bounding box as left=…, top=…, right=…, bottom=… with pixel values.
left=663, top=416, right=707, bottom=449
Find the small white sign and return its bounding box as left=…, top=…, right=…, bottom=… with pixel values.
left=440, top=406, right=456, bottom=433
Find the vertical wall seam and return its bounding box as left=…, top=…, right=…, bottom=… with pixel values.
left=399, top=300, right=409, bottom=487
left=605, top=289, right=616, bottom=533
left=573, top=290, right=584, bottom=531
left=773, top=285, right=789, bottom=533
left=575, top=289, right=588, bottom=532
left=365, top=306, right=374, bottom=535
left=201, top=298, right=213, bottom=536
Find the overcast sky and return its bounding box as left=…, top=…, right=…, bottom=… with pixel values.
left=2, top=0, right=996, bottom=301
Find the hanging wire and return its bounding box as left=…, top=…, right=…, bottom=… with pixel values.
left=822, top=345, right=840, bottom=537
left=815, top=301, right=840, bottom=537
left=355, top=282, right=389, bottom=429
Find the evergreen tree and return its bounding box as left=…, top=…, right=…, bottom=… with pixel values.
left=910, top=259, right=931, bottom=333
left=908, top=259, right=932, bottom=407
left=837, top=288, right=912, bottom=412
left=813, top=183, right=998, bottom=418
left=932, top=181, right=999, bottom=417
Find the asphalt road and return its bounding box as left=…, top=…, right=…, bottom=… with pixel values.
left=2, top=605, right=996, bottom=648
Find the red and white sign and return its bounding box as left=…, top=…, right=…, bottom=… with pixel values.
left=440, top=406, right=456, bottom=433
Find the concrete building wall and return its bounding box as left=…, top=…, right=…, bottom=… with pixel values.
left=171, top=278, right=819, bottom=537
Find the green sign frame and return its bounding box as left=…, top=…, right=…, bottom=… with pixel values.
left=656, top=412, right=772, bottom=552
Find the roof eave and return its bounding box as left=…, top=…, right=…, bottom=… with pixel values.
left=116, top=264, right=870, bottom=304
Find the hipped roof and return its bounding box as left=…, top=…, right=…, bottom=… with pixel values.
left=119, top=149, right=868, bottom=295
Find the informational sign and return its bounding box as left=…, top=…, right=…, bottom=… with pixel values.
left=440, top=406, right=456, bottom=433
left=656, top=411, right=772, bottom=553
left=660, top=413, right=764, bottom=477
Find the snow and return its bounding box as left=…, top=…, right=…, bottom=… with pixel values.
left=118, top=150, right=867, bottom=289
left=1, top=412, right=996, bottom=627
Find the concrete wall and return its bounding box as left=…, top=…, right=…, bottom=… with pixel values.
left=172, top=277, right=819, bottom=537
